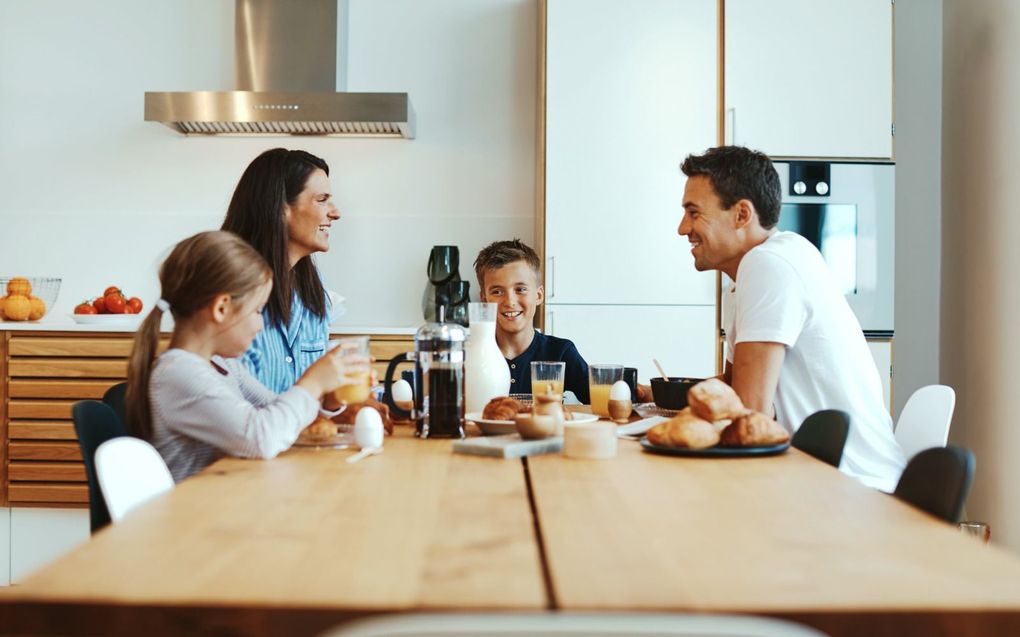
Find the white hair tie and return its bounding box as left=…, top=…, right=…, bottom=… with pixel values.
left=155, top=299, right=171, bottom=313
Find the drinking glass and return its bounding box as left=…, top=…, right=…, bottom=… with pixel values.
left=589, top=364, right=624, bottom=418
left=331, top=336, right=372, bottom=405
left=531, top=361, right=566, bottom=398
left=957, top=521, right=991, bottom=545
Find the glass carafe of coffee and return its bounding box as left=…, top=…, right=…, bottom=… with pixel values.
left=383, top=308, right=466, bottom=438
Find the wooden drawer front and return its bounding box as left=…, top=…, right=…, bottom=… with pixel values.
left=9, top=462, right=86, bottom=482
left=369, top=340, right=413, bottom=360
left=9, top=378, right=116, bottom=399
left=9, top=483, right=89, bottom=504
left=4, top=335, right=132, bottom=506
left=9, top=358, right=127, bottom=379
left=9, top=335, right=134, bottom=357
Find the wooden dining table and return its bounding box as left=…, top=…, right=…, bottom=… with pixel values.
left=3, top=426, right=1020, bottom=637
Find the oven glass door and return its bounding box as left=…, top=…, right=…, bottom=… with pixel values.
left=778, top=203, right=858, bottom=295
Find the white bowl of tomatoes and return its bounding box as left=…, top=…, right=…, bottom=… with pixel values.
left=73, top=286, right=145, bottom=324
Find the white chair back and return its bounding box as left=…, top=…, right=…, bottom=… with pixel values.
left=895, top=384, right=956, bottom=461
left=318, top=613, right=829, bottom=637
left=95, top=437, right=174, bottom=523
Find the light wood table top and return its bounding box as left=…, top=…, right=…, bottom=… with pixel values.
left=528, top=441, right=1020, bottom=635
left=0, top=430, right=545, bottom=636
left=4, top=427, right=1020, bottom=637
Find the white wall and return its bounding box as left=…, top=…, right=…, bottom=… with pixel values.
left=942, top=0, right=1020, bottom=551
left=0, top=0, right=536, bottom=327
left=893, top=0, right=943, bottom=417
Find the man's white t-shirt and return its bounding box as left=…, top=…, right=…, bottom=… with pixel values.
left=722, top=231, right=905, bottom=492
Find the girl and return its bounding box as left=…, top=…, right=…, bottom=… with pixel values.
left=125, top=231, right=365, bottom=482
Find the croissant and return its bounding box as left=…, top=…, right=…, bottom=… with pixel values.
left=647, top=408, right=719, bottom=449
left=483, top=396, right=525, bottom=421
left=687, top=378, right=747, bottom=422
left=719, top=411, right=790, bottom=447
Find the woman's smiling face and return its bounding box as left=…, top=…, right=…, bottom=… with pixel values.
left=285, top=168, right=340, bottom=266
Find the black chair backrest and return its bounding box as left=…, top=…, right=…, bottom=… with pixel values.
left=102, top=381, right=129, bottom=431
left=792, top=409, right=851, bottom=468
left=72, top=400, right=129, bottom=534
left=894, top=445, right=975, bottom=524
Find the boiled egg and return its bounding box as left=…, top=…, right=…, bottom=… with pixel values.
left=354, top=406, right=385, bottom=449
left=392, top=378, right=413, bottom=407
left=609, top=380, right=631, bottom=401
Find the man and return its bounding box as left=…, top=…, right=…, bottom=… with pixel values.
left=678, top=146, right=904, bottom=491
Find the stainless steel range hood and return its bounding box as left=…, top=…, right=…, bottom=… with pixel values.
left=145, top=0, right=414, bottom=138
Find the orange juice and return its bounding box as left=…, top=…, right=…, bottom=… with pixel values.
left=589, top=383, right=613, bottom=418
left=334, top=370, right=371, bottom=404
left=532, top=380, right=565, bottom=397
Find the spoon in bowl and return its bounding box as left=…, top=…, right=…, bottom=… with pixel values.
left=652, top=358, right=670, bottom=381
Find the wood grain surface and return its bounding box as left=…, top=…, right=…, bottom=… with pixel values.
left=527, top=440, right=1020, bottom=625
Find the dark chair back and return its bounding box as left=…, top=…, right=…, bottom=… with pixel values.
left=792, top=409, right=851, bottom=468
left=102, top=381, right=129, bottom=431
left=72, top=400, right=129, bottom=534
left=894, top=446, right=975, bottom=524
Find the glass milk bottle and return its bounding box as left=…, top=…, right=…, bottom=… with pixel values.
left=465, top=302, right=511, bottom=413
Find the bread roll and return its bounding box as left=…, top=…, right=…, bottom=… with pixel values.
left=482, top=396, right=525, bottom=421
left=647, top=408, right=719, bottom=449
left=719, top=411, right=790, bottom=447
left=303, top=417, right=336, bottom=440
left=687, top=378, right=746, bottom=422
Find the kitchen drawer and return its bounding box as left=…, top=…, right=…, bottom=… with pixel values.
left=1, top=332, right=412, bottom=509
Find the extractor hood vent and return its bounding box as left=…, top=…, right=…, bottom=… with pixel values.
left=145, top=0, right=414, bottom=139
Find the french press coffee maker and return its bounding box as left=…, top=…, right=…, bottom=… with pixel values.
left=383, top=308, right=467, bottom=438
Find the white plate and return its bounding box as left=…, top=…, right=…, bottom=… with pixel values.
left=71, top=313, right=142, bottom=326
left=465, top=411, right=600, bottom=436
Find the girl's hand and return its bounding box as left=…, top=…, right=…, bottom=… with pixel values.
left=296, top=345, right=370, bottom=400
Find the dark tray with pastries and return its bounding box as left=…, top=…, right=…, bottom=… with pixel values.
left=639, top=436, right=790, bottom=457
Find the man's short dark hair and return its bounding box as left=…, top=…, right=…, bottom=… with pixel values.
left=680, top=146, right=782, bottom=229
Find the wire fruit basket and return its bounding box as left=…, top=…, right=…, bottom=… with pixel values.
left=0, top=277, right=61, bottom=321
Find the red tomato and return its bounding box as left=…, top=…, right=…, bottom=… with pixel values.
left=74, top=302, right=98, bottom=315
left=103, top=286, right=121, bottom=297
left=104, top=292, right=126, bottom=314
left=127, top=297, right=143, bottom=314
left=93, top=296, right=107, bottom=314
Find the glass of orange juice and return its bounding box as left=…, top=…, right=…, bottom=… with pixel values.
left=531, top=361, right=566, bottom=398
left=589, top=364, right=623, bottom=418
left=331, top=336, right=372, bottom=405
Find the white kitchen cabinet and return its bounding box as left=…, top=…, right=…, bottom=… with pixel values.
left=544, top=0, right=717, bottom=305
left=10, top=507, right=89, bottom=584
left=867, top=338, right=893, bottom=414
left=724, top=0, right=893, bottom=159
left=545, top=305, right=717, bottom=385
left=0, top=508, right=9, bottom=586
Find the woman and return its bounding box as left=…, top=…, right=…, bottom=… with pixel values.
left=221, top=148, right=340, bottom=393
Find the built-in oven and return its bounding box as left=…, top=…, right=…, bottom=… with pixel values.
left=773, top=160, right=894, bottom=333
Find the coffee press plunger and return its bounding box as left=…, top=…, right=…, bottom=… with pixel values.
left=383, top=307, right=467, bottom=438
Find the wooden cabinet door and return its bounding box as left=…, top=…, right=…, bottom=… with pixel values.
left=544, top=0, right=717, bottom=305
left=724, top=0, right=893, bottom=159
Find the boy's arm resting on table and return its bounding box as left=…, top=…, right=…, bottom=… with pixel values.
left=729, top=341, right=785, bottom=419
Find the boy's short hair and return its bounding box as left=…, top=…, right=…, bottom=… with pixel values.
left=473, top=239, right=542, bottom=289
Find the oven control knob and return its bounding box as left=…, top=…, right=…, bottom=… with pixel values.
left=815, top=181, right=830, bottom=195
left=793, top=180, right=807, bottom=195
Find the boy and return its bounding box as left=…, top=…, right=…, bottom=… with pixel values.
left=473, top=239, right=590, bottom=403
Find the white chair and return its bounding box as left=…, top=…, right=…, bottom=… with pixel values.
left=95, top=437, right=174, bottom=523
left=895, top=384, right=956, bottom=461
left=318, top=613, right=829, bottom=637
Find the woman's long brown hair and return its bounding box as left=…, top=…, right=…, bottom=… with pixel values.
left=125, top=231, right=271, bottom=440
left=221, top=148, right=330, bottom=328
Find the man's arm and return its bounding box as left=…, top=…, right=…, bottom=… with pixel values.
left=730, top=341, right=786, bottom=418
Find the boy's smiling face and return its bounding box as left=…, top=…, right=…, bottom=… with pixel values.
left=480, top=260, right=544, bottom=336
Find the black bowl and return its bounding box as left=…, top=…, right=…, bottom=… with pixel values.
left=650, top=377, right=704, bottom=410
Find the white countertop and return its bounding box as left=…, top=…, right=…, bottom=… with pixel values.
left=0, top=316, right=417, bottom=336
